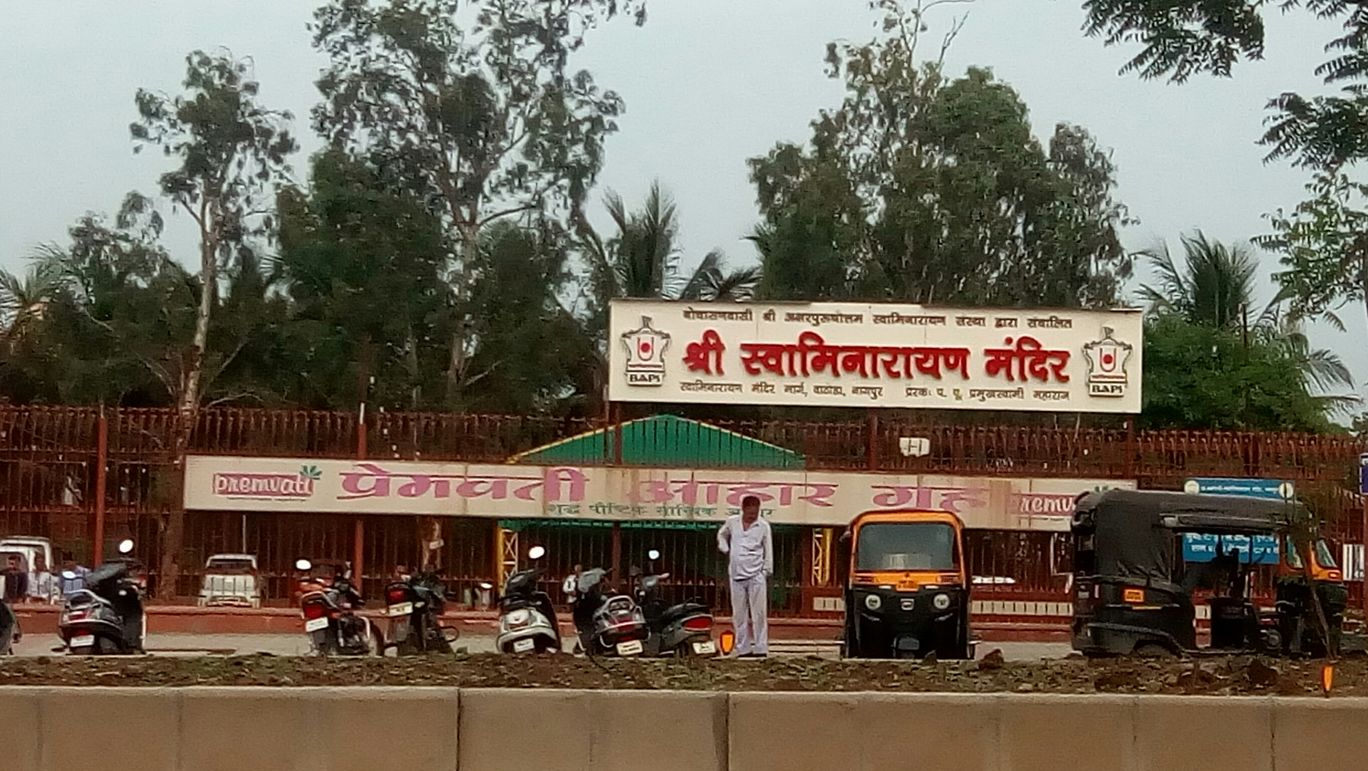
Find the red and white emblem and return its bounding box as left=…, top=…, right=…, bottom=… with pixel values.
left=620, top=316, right=671, bottom=387
left=1082, top=327, right=1132, bottom=398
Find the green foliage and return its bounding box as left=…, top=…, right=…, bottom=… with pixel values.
left=1139, top=232, right=1261, bottom=329
left=464, top=222, right=595, bottom=413
left=750, top=1, right=1133, bottom=306
left=1137, top=231, right=1357, bottom=430
left=1140, top=315, right=1342, bottom=432
left=274, top=150, right=451, bottom=409
left=311, top=0, right=641, bottom=402
left=1082, top=2, right=1368, bottom=339
left=581, top=182, right=759, bottom=341
left=126, top=49, right=296, bottom=434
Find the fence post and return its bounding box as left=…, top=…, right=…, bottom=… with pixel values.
left=1123, top=419, right=1136, bottom=482
left=353, top=405, right=366, bottom=591
left=865, top=411, right=879, bottom=469
left=92, top=409, right=108, bottom=564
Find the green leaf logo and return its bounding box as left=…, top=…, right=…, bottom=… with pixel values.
left=300, top=465, right=322, bottom=481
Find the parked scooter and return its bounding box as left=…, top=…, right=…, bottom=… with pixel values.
left=383, top=568, right=458, bottom=655
left=0, top=595, right=18, bottom=655
left=294, top=559, right=381, bottom=656
left=566, top=565, right=649, bottom=657
left=56, top=539, right=145, bottom=655
left=634, top=549, right=716, bottom=657
left=490, top=546, right=560, bottom=654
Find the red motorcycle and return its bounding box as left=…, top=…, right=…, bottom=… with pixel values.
left=294, top=559, right=380, bottom=656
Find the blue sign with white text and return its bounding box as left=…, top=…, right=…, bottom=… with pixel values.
left=1180, top=533, right=1280, bottom=565
left=1182, top=477, right=1291, bottom=500
left=1180, top=477, right=1290, bottom=564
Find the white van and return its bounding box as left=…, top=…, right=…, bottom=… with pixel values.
left=0, top=536, right=59, bottom=603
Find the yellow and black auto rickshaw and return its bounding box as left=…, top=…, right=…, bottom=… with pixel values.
left=839, top=509, right=974, bottom=660
left=1071, top=489, right=1346, bottom=657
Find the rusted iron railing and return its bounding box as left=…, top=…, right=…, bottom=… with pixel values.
left=2, top=405, right=1365, bottom=610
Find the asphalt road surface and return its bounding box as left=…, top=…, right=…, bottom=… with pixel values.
left=13, top=633, right=1069, bottom=661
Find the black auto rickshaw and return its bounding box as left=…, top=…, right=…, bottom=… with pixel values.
left=1071, top=489, right=1346, bottom=657
left=839, top=509, right=974, bottom=660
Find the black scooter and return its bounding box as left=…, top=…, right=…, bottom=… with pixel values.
left=567, top=567, right=649, bottom=657
left=57, top=539, right=145, bottom=655
left=384, top=569, right=459, bottom=655
left=295, top=559, right=381, bottom=656
left=634, top=549, right=716, bottom=657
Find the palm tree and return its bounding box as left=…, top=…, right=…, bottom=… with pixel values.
left=586, top=181, right=760, bottom=304
left=0, top=262, right=64, bottom=345
left=1138, top=232, right=1260, bottom=329
left=1139, top=230, right=1357, bottom=413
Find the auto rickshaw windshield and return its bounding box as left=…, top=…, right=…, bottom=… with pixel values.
left=855, top=522, right=957, bottom=572
left=1285, top=537, right=1338, bottom=570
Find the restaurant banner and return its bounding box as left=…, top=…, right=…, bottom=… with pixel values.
left=184, top=455, right=1135, bottom=532
left=607, top=300, right=1144, bottom=413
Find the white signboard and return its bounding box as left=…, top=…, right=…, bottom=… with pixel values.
left=183, top=455, right=1134, bottom=531
left=607, top=300, right=1143, bottom=413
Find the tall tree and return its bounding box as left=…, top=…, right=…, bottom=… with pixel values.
left=129, top=50, right=296, bottom=595
left=128, top=50, right=296, bottom=444
left=1082, top=1, right=1368, bottom=341
left=274, top=150, right=451, bottom=410
left=749, top=0, right=1133, bottom=307
left=311, top=0, right=642, bottom=405
left=1138, top=231, right=1357, bottom=426
left=466, top=222, right=593, bottom=413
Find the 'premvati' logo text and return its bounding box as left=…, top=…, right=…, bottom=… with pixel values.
left=213, top=465, right=321, bottom=500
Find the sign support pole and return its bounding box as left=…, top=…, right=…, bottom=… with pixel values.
left=1360, top=454, right=1368, bottom=621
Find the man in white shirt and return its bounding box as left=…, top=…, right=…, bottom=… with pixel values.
left=717, top=495, right=773, bottom=658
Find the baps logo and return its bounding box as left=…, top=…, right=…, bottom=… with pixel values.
left=620, top=316, right=671, bottom=387
left=1082, top=327, right=1133, bottom=398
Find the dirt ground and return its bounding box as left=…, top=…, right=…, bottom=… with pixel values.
left=0, top=651, right=1361, bottom=696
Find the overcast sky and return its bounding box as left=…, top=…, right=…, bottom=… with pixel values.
left=1, top=1, right=1360, bottom=404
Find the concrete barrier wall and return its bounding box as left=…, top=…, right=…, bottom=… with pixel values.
left=2, top=687, right=1366, bottom=770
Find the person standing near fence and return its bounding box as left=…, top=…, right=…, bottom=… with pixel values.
left=717, top=495, right=773, bottom=658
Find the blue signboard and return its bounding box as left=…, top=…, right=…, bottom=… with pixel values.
left=1360, top=465, right=1368, bottom=496
left=1180, top=478, right=1290, bottom=565
left=1181, top=533, right=1280, bottom=565
left=1181, top=477, right=1291, bottom=500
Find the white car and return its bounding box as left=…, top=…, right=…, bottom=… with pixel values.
left=197, top=554, right=262, bottom=609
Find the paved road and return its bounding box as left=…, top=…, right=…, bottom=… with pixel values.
left=13, top=632, right=1069, bottom=661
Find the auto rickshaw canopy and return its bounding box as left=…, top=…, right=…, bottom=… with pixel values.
left=1072, top=489, right=1303, bottom=586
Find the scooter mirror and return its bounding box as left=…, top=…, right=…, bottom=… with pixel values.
left=647, top=549, right=661, bottom=561
left=61, top=570, right=77, bottom=580
left=295, top=559, right=313, bottom=571
left=117, top=539, right=135, bottom=555
left=527, top=546, right=546, bottom=560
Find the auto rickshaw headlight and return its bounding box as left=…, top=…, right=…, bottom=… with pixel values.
left=864, top=594, right=882, bottom=611
left=933, top=593, right=951, bottom=611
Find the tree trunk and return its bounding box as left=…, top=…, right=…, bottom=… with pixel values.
left=444, top=222, right=481, bottom=406
left=159, top=226, right=217, bottom=600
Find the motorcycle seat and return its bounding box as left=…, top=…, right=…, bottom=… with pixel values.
left=660, top=602, right=708, bottom=622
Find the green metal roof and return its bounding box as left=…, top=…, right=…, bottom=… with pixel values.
left=510, top=414, right=804, bottom=469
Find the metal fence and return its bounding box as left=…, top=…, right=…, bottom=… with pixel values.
left=2, top=405, right=1365, bottom=611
